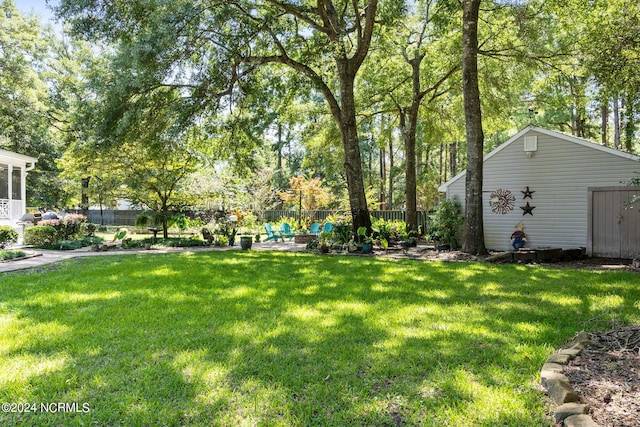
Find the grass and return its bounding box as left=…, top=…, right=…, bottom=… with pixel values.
left=0, top=252, right=638, bottom=426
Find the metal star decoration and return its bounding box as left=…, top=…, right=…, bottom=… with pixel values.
left=521, top=186, right=535, bottom=199
left=520, top=202, right=535, bottom=216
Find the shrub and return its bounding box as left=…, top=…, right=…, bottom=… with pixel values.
left=0, top=250, right=26, bottom=260
left=135, top=212, right=152, bottom=229
left=140, top=237, right=206, bottom=248
left=39, top=236, right=104, bottom=251
left=428, top=196, right=464, bottom=249
left=24, top=226, right=58, bottom=247
left=39, top=214, right=88, bottom=241
left=0, top=226, right=18, bottom=249
left=81, top=222, right=97, bottom=237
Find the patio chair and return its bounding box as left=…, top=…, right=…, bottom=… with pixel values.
left=279, top=223, right=296, bottom=240
left=323, top=222, right=333, bottom=233
left=309, top=222, right=321, bottom=236
left=264, top=223, right=284, bottom=242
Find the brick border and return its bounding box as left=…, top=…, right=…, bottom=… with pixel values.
left=540, top=332, right=599, bottom=426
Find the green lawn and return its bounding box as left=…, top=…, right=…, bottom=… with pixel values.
left=0, top=252, right=638, bottom=426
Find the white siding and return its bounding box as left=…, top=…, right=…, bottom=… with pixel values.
left=0, top=152, right=36, bottom=228
left=445, top=130, right=640, bottom=251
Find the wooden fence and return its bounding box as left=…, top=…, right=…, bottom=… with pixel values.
left=85, top=209, right=429, bottom=231
left=261, top=210, right=429, bottom=230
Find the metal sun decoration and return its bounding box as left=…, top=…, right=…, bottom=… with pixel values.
left=489, top=189, right=516, bottom=215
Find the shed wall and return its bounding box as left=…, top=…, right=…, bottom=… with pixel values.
left=445, top=130, right=640, bottom=251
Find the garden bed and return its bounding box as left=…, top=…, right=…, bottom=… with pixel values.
left=294, top=233, right=316, bottom=244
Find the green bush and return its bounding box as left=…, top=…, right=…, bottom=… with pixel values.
left=81, top=222, right=97, bottom=237
left=141, top=237, right=206, bottom=248
left=0, top=250, right=26, bottom=260
left=0, top=226, right=18, bottom=249
left=39, top=236, right=104, bottom=251
left=39, top=214, right=88, bottom=241
left=428, top=196, right=464, bottom=249
left=24, top=226, right=58, bottom=247
left=371, top=217, right=408, bottom=243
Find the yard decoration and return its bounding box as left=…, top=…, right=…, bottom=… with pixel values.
left=522, top=186, right=535, bottom=199
left=510, top=222, right=527, bottom=249
left=489, top=189, right=516, bottom=214
left=520, top=202, right=536, bottom=216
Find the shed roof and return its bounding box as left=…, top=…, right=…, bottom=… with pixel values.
left=438, top=125, right=640, bottom=192
left=0, top=148, right=38, bottom=165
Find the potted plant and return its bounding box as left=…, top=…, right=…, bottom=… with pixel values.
left=357, top=226, right=374, bottom=254
left=240, top=235, right=253, bottom=250
left=362, top=235, right=374, bottom=254
left=317, top=231, right=332, bottom=253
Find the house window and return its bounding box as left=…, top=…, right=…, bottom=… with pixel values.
left=0, top=164, right=8, bottom=199
left=12, top=167, right=21, bottom=200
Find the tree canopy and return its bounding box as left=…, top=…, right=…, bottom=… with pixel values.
left=1, top=0, right=638, bottom=250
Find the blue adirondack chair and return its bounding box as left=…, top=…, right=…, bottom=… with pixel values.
left=323, top=222, right=333, bottom=233
left=264, top=223, right=284, bottom=242
left=309, top=222, right=321, bottom=235
left=279, top=223, right=296, bottom=240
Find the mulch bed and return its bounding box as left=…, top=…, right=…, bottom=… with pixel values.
left=563, top=326, right=640, bottom=427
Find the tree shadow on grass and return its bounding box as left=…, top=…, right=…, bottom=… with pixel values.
left=0, top=251, right=639, bottom=425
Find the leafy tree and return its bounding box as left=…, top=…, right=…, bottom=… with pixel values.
left=0, top=0, right=65, bottom=207
left=277, top=175, right=333, bottom=224
left=57, top=0, right=408, bottom=233
left=119, top=141, right=199, bottom=238
left=386, top=0, right=460, bottom=232
left=58, top=145, right=124, bottom=224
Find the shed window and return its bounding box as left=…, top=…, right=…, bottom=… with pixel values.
left=12, top=167, right=21, bottom=200
left=0, top=164, right=8, bottom=199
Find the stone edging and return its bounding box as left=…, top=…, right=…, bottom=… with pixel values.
left=540, top=332, right=599, bottom=427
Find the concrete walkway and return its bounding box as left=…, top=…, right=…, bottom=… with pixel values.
left=0, top=240, right=305, bottom=274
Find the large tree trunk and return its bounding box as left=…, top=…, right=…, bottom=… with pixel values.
left=402, top=56, right=423, bottom=234
left=405, top=113, right=418, bottom=233
left=379, top=146, right=386, bottom=210
left=398, top=104, right=418, bottom=233
left=613, top=95, right=621, bottom=149
left=461, top=0, right=488, bottom=255
left=601, top=102, right=608, bottom=146
left=338, top=68, right=371, bottom=231
left=449, top=141, right=457, bottom=177
left=388, top=136, right=394, bottom=209
left=81, top=177, right=90, bottom=216
left=623, top=94, right=635, bottom=152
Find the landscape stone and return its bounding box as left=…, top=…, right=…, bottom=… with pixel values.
left=542, top=362, right=564, bottom=373
left=548, top=352, right=572, bottom=364
left=563, top=414, right=599, bottom=427
left=546, top=377, right=580, bottom=404
left=559, top=348, right=582, bottom=359
left=554, top=403, right=589, bottom=424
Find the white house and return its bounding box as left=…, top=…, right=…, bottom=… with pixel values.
left=438, top=126, right=640, bottom=258
left=0, top=149, right=37, bottom=228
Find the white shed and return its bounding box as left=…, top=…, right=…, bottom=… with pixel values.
left=0, top=149, right=37, bottom=227
left=438, top=126, right=640, bottom=257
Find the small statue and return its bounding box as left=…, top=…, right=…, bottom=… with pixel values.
left=511, top=222, right=527, bottom=250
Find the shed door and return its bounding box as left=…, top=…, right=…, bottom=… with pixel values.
left=589, top=187, right=640, bottom=259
